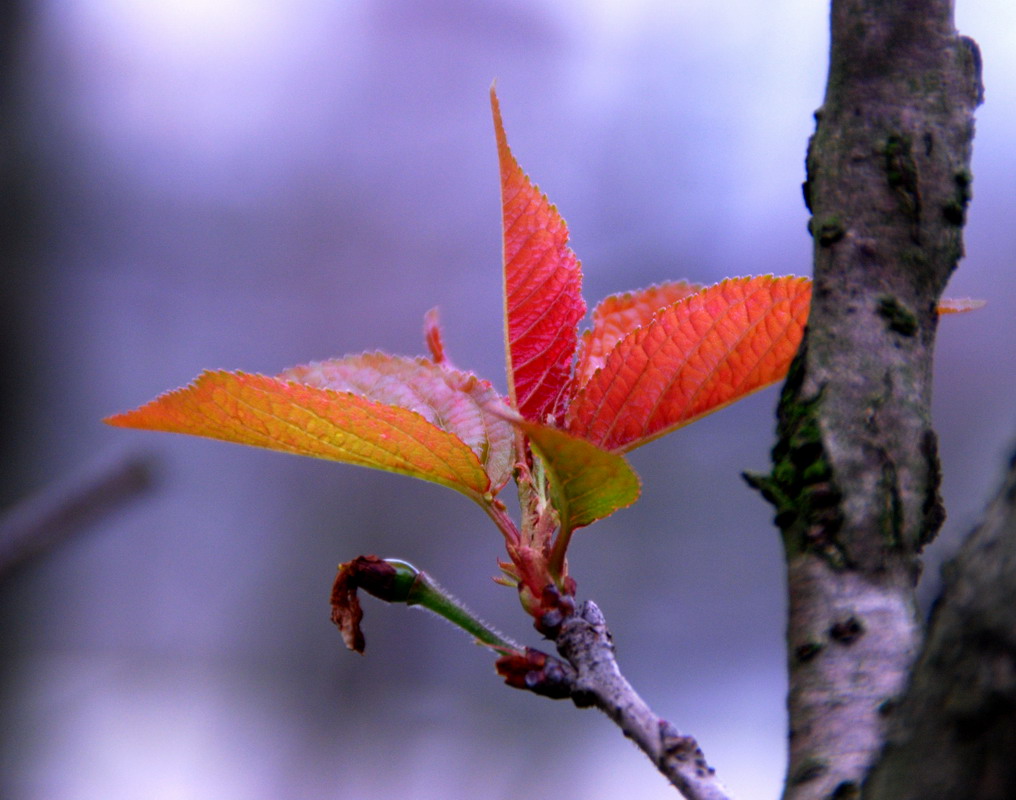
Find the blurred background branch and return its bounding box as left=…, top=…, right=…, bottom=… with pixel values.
left=0, top=450, right=155, bottom=580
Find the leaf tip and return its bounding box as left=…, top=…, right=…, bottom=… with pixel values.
left=937, top=297, right=985, bottom=314
left=490, top=84, right=510, bottom=161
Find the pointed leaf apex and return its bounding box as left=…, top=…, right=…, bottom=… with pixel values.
left=492, top=88, right=586, bottom=423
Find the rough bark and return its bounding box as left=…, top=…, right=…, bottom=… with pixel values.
left=745, top=2, right=983, bottom=799
left=863, top=445, right=1016, bottom=799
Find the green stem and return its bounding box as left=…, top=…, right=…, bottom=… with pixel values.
left=531, top=448, right=570, bottom=588
left=387, top=560, right=522, bottom=653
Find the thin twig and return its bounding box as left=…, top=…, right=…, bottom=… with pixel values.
left=0, top=449, right=155, bottom=578
left=555, top=601, right=735, bottom=800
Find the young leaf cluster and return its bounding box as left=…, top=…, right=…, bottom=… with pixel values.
left=106, top=89, right=971, bottom=646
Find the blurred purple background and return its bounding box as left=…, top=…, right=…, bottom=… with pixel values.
left=2, top=2, right=1013, bottom=798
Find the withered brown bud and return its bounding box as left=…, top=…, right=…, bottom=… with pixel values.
left=330, top=556, right=420, bottom=653
left=330, top=559, right=368, bottom=653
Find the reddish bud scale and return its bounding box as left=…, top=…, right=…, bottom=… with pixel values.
left=423, top=307, right=446, bottom=364
left=495, top=647, right=573, bottom=699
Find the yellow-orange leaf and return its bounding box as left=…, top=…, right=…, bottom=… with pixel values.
left=566, top=275, right=812, bottom=452
left=574, top=281, right=703, bottom=388
left=492, top=87, right=585, bottom=423
left=105, top=370, right=496, bottom=501
left=280, top=353, right=514, bottom=491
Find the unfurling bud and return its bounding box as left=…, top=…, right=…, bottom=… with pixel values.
left=331, top=555, right=521, bottom=655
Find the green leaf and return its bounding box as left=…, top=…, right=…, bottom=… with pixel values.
left=518, top=420, right=641, bottom=535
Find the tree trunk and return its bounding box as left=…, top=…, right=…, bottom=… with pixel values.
left=746, top=2, right=983, bottom=798
left=864, top=444, right=1016, bottom=798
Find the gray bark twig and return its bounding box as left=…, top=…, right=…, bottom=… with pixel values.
left=554, top=601, right=735, bottom=800
left=497, top=600, right=734, bottom=799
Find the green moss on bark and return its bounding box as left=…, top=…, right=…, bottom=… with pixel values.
left=744, top=344, right=848, bottom=568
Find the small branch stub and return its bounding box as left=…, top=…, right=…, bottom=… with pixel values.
left=0, top=450, right=155, bottom=579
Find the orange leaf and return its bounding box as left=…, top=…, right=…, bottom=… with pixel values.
left=566, top=275, right=811, bottom=452
left=574, top=281, right=703, bottom=388
left=280, top=353, right=514, bottom=491
left=936, top=297, right=985, bottom=314
left=105, top=369, right=497, bottom=501
left=492, top=87, right=585, bottom=423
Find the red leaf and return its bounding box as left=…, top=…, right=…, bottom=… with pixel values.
left=566, top=275, right=811, bottom=452
left=492, top=87, right=585, bottom=423
left=105, top=368, right=500, bottom=501
left=574, top=281, right=703, bottom=388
